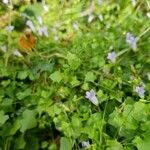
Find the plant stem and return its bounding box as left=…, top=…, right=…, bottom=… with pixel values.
left=99, top=98, right=108, bottom=147
left=5, top=0, right=13, bottom=67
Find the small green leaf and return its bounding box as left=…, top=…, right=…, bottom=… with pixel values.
left=0, top=110, right=9, bottom=126
left=18, top=71, right=29, bottom=80
left=9, top=119, right=21, bottom=135
left=106, top=140, right=123, bottom=150
left=16, top=88, right=31, bottom=100
left=14, top=134, right=26, bottom=149
left=85, top=71, right=96, bottom=82
left=67, top=53, right=81, bottom=70
left=133, top=130, right=150, bottom=150
left=50, top=71, right=62, bottom=83
left=60, top=137, right=72, bottom=150
left=20, top=109, right=37, bottom=133
left=1, top=79, right=11, bottom=87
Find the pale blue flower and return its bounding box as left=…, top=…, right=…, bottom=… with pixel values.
left=85, top=89, right=98, bottom=106
left=81, top=141, right=90, bottom=148
left=107, top=51, right=117, bottom=63
left=126, top=32, right=137, bottom=49
left=5, top=25, right=14, bottom=32
left=26, top=20, right=35, bottom=32
left=38, top=26, right=48, bottom=37
left=134, top=86, right=145, bottom=98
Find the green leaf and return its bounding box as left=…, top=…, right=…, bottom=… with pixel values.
left=85, top=71, right=96, bottom=82
left=67, top=53, right=81, bottom=70
left=0, top=110, right=9, bottom=126
left=1, top=79, right=11, bottom=87
left=50, top=71, right=62, bottom=83
left=24, top=135, right=39, bottom=150
left=106, top=140, right=123, bottom=150
left=60, top=137, right=72, bottom=150
left=133, top=130, right=150, bottom=150
left=17, top=71, right=29, bottom=80
left=14, top=134, right=26, bottom=149
left=70, top=76, right=80, bottom=87
left=9, top=119, right=21, bottom=135
left=20, top=109, right=37, bottom=133
left=16, top=88, right=31, bottom=100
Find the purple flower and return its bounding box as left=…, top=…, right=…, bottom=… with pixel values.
left=26, top=20, right=35, bottom=32
left=81, top=141, right=90, bottom=148
left=134, top=86, right=145, bottom=98
left=5, top=25, right=14, bottom=32
left=126, top=32, right=137, bottom=50
left=85, top=89, right=98, bottom=106
left=38, top=26, right=48, bottom=37
left=107, top=51, right=117, bottom=63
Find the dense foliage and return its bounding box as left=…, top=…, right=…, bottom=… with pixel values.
left=0, top=0, right=150, bottom=150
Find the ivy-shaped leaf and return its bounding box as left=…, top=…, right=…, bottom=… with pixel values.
left=50, top=71, right=62, bottom=83
left=20, top=109, right=37, bottom=133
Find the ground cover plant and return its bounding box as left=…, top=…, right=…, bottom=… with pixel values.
left=0, top=0, right=150, bottom=149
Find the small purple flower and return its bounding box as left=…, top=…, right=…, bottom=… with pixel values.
left=26, top=20, right=35, bottom=32
left=5, top=25, right=14, bottom=32
left=81, top=141, right=90, bottom=148
left=107, top=51, right=117, bottom=63
left=134, top=86, right=145, bottom=98
left=126, top=32, right=137, bottom=50
left=38, top=26, right=48, bottom=37
left=85, top=89, right=98, bottom=106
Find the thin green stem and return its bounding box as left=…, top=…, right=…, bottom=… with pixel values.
left=114, top=104, right=134, bottom=140
left=5, top=0, right=13, bottom=67
left=137, top=27, right=150, bottom=41
left=99, top=98, right=108, bottom=147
